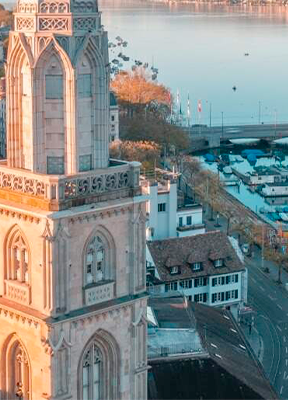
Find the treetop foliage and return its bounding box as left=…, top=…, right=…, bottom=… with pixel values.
left=111, top=67, right=171, bottom=118
left=109, top=140, right=160, bottom=169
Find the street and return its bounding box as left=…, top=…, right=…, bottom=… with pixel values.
left=247, top=255, right=287, bottom=397
left=205, top=212, right=288, bottom=398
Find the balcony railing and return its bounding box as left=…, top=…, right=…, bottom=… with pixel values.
left=0, top=159, right=141, bottom=209
left=84, top=280, right=115, bottom=306
left=5, top=279, right=31, bottom=305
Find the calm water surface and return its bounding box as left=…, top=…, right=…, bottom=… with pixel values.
left=100, top=0, right=288, bottom=125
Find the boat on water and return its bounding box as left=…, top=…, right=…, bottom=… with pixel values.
left=235, top=155, right=244, bottom=163
left=222, top=178, right=240, bottom=186
left=223, top=166, right=232, bottom=175
left=279, top=213, right=288, bottom=222
left=204, top=153, right=216, bottom=163
left=268, top=212, right=280, bottom=222
left=241, top=149, right=265, bottom=158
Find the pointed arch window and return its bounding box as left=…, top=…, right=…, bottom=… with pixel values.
left=5, top=227, right=31, bottom=304
left=5, top=340, right=31, bottom=399
left=8, top=231, right=30, bottom=284
left=82, top=342, right=102, bottom=400
left=85, top=236, right=106, bottom=285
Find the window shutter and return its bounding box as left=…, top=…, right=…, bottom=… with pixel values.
left=235, top=274, right=239, bottom=283
left=221, top=292, right=224, bottom=301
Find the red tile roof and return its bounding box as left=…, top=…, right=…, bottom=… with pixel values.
left=147, top=231, right=245, bottom=282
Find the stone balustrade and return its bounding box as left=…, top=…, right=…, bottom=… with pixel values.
left=84, top=280, right=115, bottom=306
left=5, top=280, right=31, bottom=305
left=0, top=160, right=141, bottom=210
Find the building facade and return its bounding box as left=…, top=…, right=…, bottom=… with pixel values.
left=143, top=179, right=205, bottom=241
left=147, top=231, right=247, bottom=319
left=0, top=1, right=147, bottom=399
left=109, top=92, right=119, bottom=142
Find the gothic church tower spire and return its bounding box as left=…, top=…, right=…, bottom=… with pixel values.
left=7, top=0, right=109, bottom=174
left=0, top=1, right=148, bottom=398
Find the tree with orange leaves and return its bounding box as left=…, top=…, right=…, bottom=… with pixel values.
left=110, top=67, right=171, bottom=119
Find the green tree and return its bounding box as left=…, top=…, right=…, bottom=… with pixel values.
left=109, top=140, right=160, bottom=169
left=120, top=114, right=189, bottom=153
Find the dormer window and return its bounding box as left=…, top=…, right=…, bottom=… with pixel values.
left=192, top=262, right=202, bottom=271
left=214, top=259, right=224, bottom=268
left=170, top=266, right=179, bottom=275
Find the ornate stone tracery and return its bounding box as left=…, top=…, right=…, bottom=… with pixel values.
left=74, top=17, right=96, bottom=31
left=18, top=2, right=37, bottom=13
left=40, top=1, right=69, bottom=13
left=39, top=17, right=69, bottom=31
left=74, top=1, right=95, bottom=12
left=16, top=17, right=35, bottom=31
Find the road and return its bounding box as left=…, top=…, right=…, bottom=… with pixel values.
left=247, top=255, right=287, bottom=397
left=204, top=213, right=288, bottom=398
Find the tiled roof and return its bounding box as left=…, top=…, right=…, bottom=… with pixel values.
left=147, top=231, right=245, bottom=282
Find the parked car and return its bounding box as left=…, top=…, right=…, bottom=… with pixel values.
left=242, top=243, right=250, bottom=255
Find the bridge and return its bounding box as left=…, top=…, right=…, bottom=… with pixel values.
left=184, top=123, right=288, bottom=150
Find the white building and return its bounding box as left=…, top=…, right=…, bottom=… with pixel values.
left=110, top=91, right=119, bottom=142
left=142, top=179, right=205, bottom=240
left=147, top=231, right=247, bottom=319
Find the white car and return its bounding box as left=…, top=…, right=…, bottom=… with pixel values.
left=241, top=244, right=250, bottom=255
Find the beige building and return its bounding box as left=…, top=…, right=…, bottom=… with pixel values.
left=0, top=1, right=147, bottom=399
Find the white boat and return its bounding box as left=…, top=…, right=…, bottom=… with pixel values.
left=235, top=155, right=244, bottom=162
left=279, top=213, right=288, bottom=222
left=223, top=166, right=232, bottom=175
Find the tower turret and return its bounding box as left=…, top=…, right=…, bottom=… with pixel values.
left=7, top=0, right=109, bottom=174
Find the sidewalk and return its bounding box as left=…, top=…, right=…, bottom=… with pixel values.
left=240, top=321, right=264, bottom=364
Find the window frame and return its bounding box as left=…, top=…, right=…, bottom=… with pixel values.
left=158, top=203, right=166, bottom=213
left=214, top=259, right=224, bottom=268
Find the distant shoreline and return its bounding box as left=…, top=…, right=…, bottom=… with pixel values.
left=143, top=0, right=288, bottom=5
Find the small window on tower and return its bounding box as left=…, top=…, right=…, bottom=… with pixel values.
left=45, top=75, right=63, bottom=99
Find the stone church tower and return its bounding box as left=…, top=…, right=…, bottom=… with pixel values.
left=0, top=0, right=147, bottom=399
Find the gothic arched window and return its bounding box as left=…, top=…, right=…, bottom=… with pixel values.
left=78, top=331, right=119, bottom=400
left=85, top=236, right=106, bottom=285
left=4, top=338, right=31, bottom=400
left=82, top=342, right=102, bottom=400
left=6, top=228, right=30, bottom=284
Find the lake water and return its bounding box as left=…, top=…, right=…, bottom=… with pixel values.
left=198, top=149, right=288, bottom=226
left=99, top=0, right=288, bottom=126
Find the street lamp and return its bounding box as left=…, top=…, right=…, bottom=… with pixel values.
left=258, top=101, right=261, bottom=124
left=274, top=109, right=278, bottom=139
left=209, top=103, right=212, bottom=128
left=221, top=111, right=224, bottom=137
